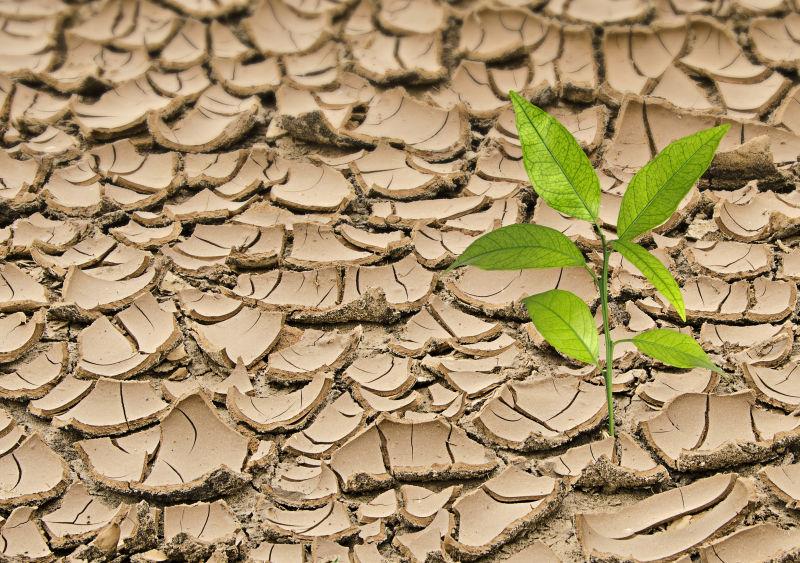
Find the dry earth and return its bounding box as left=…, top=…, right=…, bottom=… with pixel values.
left=1, top=0, right=800, bottom=561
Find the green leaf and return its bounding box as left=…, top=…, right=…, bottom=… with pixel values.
left=611, top=240, right=685, bottom=321
left=525, top=289, right=598, bottom=365
left=616, top=124, right=730, bottom=240
left=448, top=224, right=586, bottom=271
left=632, top=329, right=723, bottom=373
left=509, top=91, right=600, bottom=222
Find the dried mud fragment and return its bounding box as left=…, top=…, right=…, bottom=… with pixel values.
left=0, top=263, right=47, bottom=312
left=0, top=342, right=66, bottom=400
left=476, top=377, right=606, bottom=450
left=443, top=467, right=562, bottom=560
left=163, top=189, right=252, bottom=222
left=285, top=394, right=365, bottom=457
left=52, top=378, right=168, bottom=436
left=640, top=391, right=800, bottom=471
left=245, top=0, right=330, bottom=56
left=287, top=224, right=375, bottom=268
left=177, top=289, right=242, bottom=322
left=148, top=85, right=259, bottom=152
left=636, top=368, right=718, bottom=407
left=686, top=240, right=772, bottom=280
left=682, top=19, right=769, bottom=82
left=267, top=327, right=360, bottom=382
left=459, top=6, right=549, bottom=62
left=147, top=65, right=211, bottom=102
left=9, top=213, right=84, bottom=255
left=393, top=508, right=453, bottom=562
left=428, top=60, right=509, bottom=118
left=29, top=376, right=93, bottom=418
left=0, top=432, right=69, bottom=508
left=743, top=362, right=800, bottom=411
left=266, top=457, right=339, bottom=507
left=191, top=306, right=283, bottom=368
left=0, top=505, right=54, bottom=561
left=160, top=18, right=206, bottom=70
left=339, top=224, right=409, bottom=256
left=248, top=542, right=305, bottom=562
left=760, top=463, right=800, bottom=508
left=698, top=523, right=800, bottom=562
left=227, top=372, right=332, bottom=432
left=412, top=225, right=477, bottom=269
left=271, top=160, right=353, bottom=212
left=701, top=322, right=792, bottom=367
left=111, top=220, right=181, bottom=250
left=447, top=266, right=596, bottom=318
left=344, top=354, right=415, bottom=397
left=576, top=473, right=755, bottom=562
left=41, top=482, right=125, bottom=549
left=539, top=433, right=669, bottom=490
left=714, top=185, right=800, bottom=242
left=346, top=88, right=467, bottom=160
left=78, top=392, right=252, bottom=499
left=284, top=42, right=339, bottom=90
left=164, top=500, right=240, bottom=550
left=399, top=484, right=460, bottom=528
left=369, top=196, right=489, bottom=229
left=260, top=500, right=357, bottom=542
left=0, top=309, right=44, bottom=362
left=750, top=14, right=800, bottom=70
left=162, top=360, right=254, bottom=404
left=230, top=267, right=341, bottom=319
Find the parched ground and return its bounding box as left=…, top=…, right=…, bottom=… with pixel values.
left=1, top=0, right=800, bottom=561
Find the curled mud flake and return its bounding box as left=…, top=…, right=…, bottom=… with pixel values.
left=52, top=378, right=168, bottom=436
left=271, top=160, right=354, bottom=212
left=400, top=484, right=460, bottom=528
left=268, top=327, right=361, bottom=382
left=458, top=6, right=549, bottom=62
left=561, top=0, right=649, bottom=23
left=164, top=500, right=239, bottom=544
left=261, top=500, right=357, bottom=542
left=750, top=14, right=800, bottom=70
left=348, top=88, right=468, bottom=159
left=8, top=83, right=69, bottom=129
left=177, top=289, right=242, bottom=322
left=215, top=145, right=276, bottom=201
left=29, top=376, right=93, bottom=418
left=476, top=378, right=607, bottom=451
left=248, top=542, right=306, bottom=562
left=338, top=224, right=409, bottom=255
left=0, top=309, right=44, bottom=363
left=354, top=387, right=421, bottom=415
left=641, top=391, right=800, bottom=471
left=160, top=18, right=207, bottom=70
left=540, top=433, right=668, bottom=490
left=447, top=265, right=596, bottom=318
left=210, top=57, right=282, bottom=96
left=714, top=185, right=800, bottom=242
left=0, top=263, right=47, bottom=313
left=701, top=321, right=793, bottom=367
left=16, top=126, right=80, bottom=161
left=760, top=463, right=800, bottom=508
left=62, top=265, right=157, bottom=317
left=227, top=371, right=332, bottom=432
left=428, top=60, right=508, bottom=118
left=716, top=72, right=790, bottom=117
left=0, top=433, right=69, bottom=508
left=576, top=474, right=755, bottom=562
left=148, top=85, right=260, bottom=153
left=393, top=508, right=452, bottom=562
left=649, top=64, right=715, bottom=111
left=75, top=316, right=154, bottom=380
left=10, top=213, right=84, bottom=255
left=265, top=457, right=339, bottom=507
left=681, top=19, right=770, bottom=82
left=164, top=0, right=247, bottom=18
left=283, top=41, right=339, bottom=90
left=184, top=150, right=246, bottom=187
left=0, top=150, right=43, bottom=206
left=743, top=362, right=800, bottom=411
left=92, top=139, right=181, bottom=194
left=74, top=425, right=159, bottom=489
left=602, top=23, right=687, bottom=99
left=111, top=220, right=181, bottom=250
left=40, top=159, right=103, bottom=217
left=358, top=489, right=398, bottom=523
left=192, top=305, right=283, bottom=368
left=162, top=359, right=254, bottom=404
left=163, top=188, right=253, bottom=222
left=0, top=505, right=53, bottom=560
left=443, top=467, right=561, bottom=560
left=135, top=392, right=250, bottom=497
left=412, top=225, right=477, bottom=269
left=329, top=425, right=393, bottom=492
left=230, top=267, right=341, bottom=317
left=287, top=223, right=376, bottom=268
left=147, top=65, right=211, bottom=101
left=0, top=342, right=67, bottom=400
left=378, top=0, right=446, bottom=35
left=699, top=523, right=800, bottom=562
left=686, top=240, right=772, bottom=280
left=41, top=482, right=125, bottom=549
left=369, top=195, right=490, bottom=229
left=344, top=354, right=414, bottom=397
left=636, top=368, right=718, bottom=408
left=244, top=0, right=331, bottom=56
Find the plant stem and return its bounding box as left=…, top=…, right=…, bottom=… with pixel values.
left=595, top=225, right=615, bottom=437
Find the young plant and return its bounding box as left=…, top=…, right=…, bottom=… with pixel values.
left=449, top=91, right=727, bottom=437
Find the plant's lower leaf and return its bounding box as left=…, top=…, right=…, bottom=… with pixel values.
left=611, top=239, right=685, bottom=321
left=525, top=289, right=598, bottom=365
left=448, top=224, right=586, bottom=271
left=632, top=329, right=723, bottom=373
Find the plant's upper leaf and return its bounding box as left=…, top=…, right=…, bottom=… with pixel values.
left=525, top=289, right=598, bottom=365
left=632, top=329, right=723, bottom=373
left=448, top=224, right=586, bottom=271
left=510, top=91, right=600, bottom=222
left=616, top=124, right=730, bottom=240
left=611, top=240, right=685, bottom=321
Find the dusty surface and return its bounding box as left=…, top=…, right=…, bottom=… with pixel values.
left=1, top=0, right=800, bottom=561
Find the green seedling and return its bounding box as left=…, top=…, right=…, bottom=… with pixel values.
left=449, top=91, right=727, bottom=437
